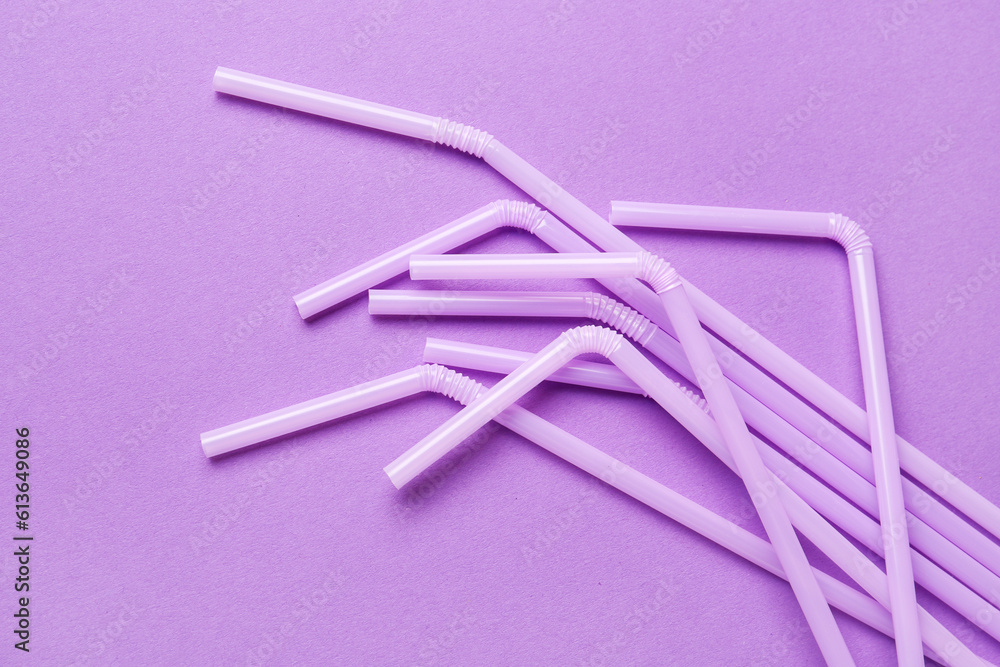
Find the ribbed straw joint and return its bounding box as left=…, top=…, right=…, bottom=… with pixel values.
left=637, top=252, right=681, bottom=294
left=433, top=118, right=495, bottom=158
left=582, top=293, right=655, bottom=344
left=493, top=200, right=547, bottom=234
left=419, top=364, right=485, bottom=406
left=675, top=380, right=710, bottom=414
left=560, top=325, right=625, bottom=359
left=829, top=214, right=872, bottom=254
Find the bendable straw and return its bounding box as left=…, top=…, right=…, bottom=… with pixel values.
left=290, top=200, right=565, bottom=318
left=371, top=300, right=1000, bottom=583
left=290, top=180, right=997, bottom=582
left=371, top=292, right=1000, bottom=610
left=199, top=363, right=979, bottom=665
left=611, top=201, right=920, bottom=662
left=421, top=336, right=1000, bottom=643
left=213, top=69, right=1000, bottom=549
left=389, top=321, right=854, bottom=665
left=391, top=333, right=987, bottom=666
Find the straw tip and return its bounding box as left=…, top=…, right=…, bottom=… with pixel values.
left=293, top=292, right=319, bottom=320
left=212, top=66, right=235, bottom=92
left=383, top=465, right=406, bottom=490
left=200, top=433, right=218, bottom=458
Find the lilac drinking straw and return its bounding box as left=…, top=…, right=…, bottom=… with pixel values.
left=292, top=182, right=989, bottom=573
left=390, top=329, right=988, bottom=665
left=290, top=200, right=561, bottom=318
left=420, top=336, right=1000, bottom=644
left=208, top=69, right=988, bottom=659
left=387, top=324, right=854, bottom=665
left=405, top=250, right=924, bottom=660
left=212, top=69, right=1000, bottom=549
left=285, top=191, right=1000, bottom=572
left=200, top=364, right=979, bottom=665
left=422, top=338, right=646, bottom=396
left=372, top=291, right=1000, bottom=605
left=611, top=200, right=920, bottom=662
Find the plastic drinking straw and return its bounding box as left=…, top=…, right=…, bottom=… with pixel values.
left=290, top=200, right=566, bottom=318
left=422, top=336, right=1000, bottom=643
left=422, top=338, right=646, bottom=396
left=388, top=322, right=854, bottom=666
left=369, top=277, right=1000, bottom=584
left=288, top=175, right=1000, bottom=582
left=201, top=367, right=431, bottom=457
left=611, top=201, right=920, bottom=663
left=389, top=331, right=987, bottom=665
left=380, top=294, right=1000, bottom=602
left=406, top=251, right=921, bottom=661
left=213, top=68, right=1000, bottom=547
left=200, top=363, right=980, bottom=665
left=287, top=180, right=1000, bottom=583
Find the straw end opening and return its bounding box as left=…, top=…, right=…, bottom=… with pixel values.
left=384, top=464, right=407, bottom=490
left=293, top=292, right=322, bottom=320
left=200, top=433, right=220, bottom=458
left=212, top=66, right=232, bottom=92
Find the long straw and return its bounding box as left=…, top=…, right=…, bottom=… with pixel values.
left=407, top=251, right=921, bottom=660
left=420, top=336, right=1000, bottom=643
left=385, top=324, right=860, bottom=664
left=369, top=291, right=1000, bottom=607
left=612, top=200, right=919, bottom=662
left=199, top=364, right=980, bottom=665
left=290, top=200, right=568, bottom=318
left=388, top=333, right=982, bottom=665
left=213, top=67, right=1000, bottom=545
left=408, top=254, right=854, bottom=662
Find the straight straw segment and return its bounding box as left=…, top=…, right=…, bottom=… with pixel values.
left=291, top=200, right=565, bottom=318
left=214, top=69, right=1000, bottom=552
left=370, top=289, right=591, bottom=318
left=388, top=324, right=855, bottom=665
left=200, top=367, right=426, bottom=457
left=423, top=336, right=1000, bottom=643
left=205, top=360, right=975, bottom=663
left=611, top=201, right=922, bottom=665
left=213, top=67, right=441, bottom=141
left=609, top=200, right=832, bottom=237
left=377, top=289, right=1000, bottom=601
left=409, top=252, right=643, bottom=281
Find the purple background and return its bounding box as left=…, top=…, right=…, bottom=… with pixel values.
left=2, top=1, right=999, bottom=664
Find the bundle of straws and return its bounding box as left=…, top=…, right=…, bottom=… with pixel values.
left=201, top=67, right=999, bottom=666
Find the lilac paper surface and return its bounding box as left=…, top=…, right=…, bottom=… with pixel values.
left=2, top=1, right=999, bottom=664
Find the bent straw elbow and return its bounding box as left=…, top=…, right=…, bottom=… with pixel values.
left=293, top=200, right=549, bottom=318
left=432, top=118, right=495, bottom=157
left=581, top=292, right=658, bottom=344
left=418, top=363, right=486, bottom=404
left=384, top=326, right=624, bottom=488
left=829, top=213, right=873, bottom=254
left=635, top=251, right=683, bottom=294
